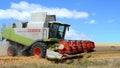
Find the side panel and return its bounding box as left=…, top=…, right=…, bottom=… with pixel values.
left=2, top=28, right=34, bottom=46
left=2, top=28, right=11, bottom=39
left=2, top=28, right=49, bottom=46
left=15, top=28, right=49, bottom=40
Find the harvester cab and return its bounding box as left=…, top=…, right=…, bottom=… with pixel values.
left=1, top=12, right=95, bottom=60
left=48, top=21, right=70, bottom=39
left=28, top=12, right=70, bottom=40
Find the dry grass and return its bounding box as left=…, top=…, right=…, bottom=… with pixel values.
left=1, top=58, right=120, bottom=68
left=95, top=43, right=120, bottom=51
left=1, top=53, right=120, bottom=68
left=1, top=43, right=120, bottom=68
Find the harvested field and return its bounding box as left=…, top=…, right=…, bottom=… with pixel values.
left=1, top=43, right=120, bottom=68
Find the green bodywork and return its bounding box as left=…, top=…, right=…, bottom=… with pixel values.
left=2, top=28, right=34, bottom=46
left=2, top=28, right=59, bottom=47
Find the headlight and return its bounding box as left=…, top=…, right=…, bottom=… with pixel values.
left=58, top=44, right=64, bottom=50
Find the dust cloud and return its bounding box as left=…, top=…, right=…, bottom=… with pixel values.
left=0, top=39, right=9, bottom=56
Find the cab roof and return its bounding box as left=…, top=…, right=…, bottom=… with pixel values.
left=49, top=21, right=70, bottom=26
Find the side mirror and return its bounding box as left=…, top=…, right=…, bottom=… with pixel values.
left=67, top=27, right=69, bottom=31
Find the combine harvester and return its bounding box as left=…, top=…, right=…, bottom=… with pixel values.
left=1, top=12, right=95, bottom=59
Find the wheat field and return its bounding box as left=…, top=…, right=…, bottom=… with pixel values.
left=1, top=43, right=120, bottom=68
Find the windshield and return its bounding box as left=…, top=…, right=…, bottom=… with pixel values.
left=49, top=23, right=67, bottom=39
left=57, top=25, right=65, bottom=39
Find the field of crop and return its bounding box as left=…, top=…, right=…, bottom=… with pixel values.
left=1, top=43, right=120, bottom=68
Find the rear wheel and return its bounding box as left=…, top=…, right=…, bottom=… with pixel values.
left=7, top=45, right=17, bottom=56
left=31, top=42, right=47, bottom=58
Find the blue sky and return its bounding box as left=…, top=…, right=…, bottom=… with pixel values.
left=0, top=0, right=120, bottom=43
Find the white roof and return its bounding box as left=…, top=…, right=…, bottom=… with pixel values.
left=49, top=21, right=70, bottom=26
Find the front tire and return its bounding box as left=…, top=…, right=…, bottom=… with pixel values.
left=7, top=45, right=17, bottom=56
left=31, top=42, right=47, bottom=58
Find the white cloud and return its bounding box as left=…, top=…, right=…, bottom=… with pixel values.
left=0, top=1, right=89, bottom=21
left=0, top=9, right=30, bottom=20
left=65, top=28, right=93, bottom=40
left=84, top=19, right=96, bottom=24
left=90, top=20, right=96, bottom=24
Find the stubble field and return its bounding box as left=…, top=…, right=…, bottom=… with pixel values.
left=1, top=43, right=120, bottom=68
